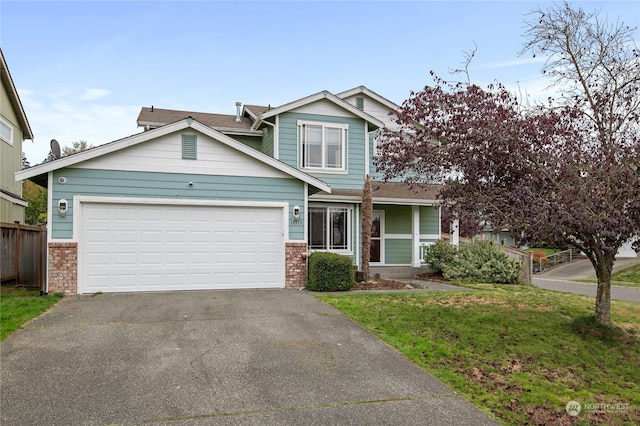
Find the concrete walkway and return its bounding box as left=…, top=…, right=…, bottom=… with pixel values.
left=1, top=289, right=499, bottom=425
left=533, top=258, right=640, bottom=303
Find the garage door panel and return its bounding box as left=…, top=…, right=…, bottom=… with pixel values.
left=79, top=202, right=284, bottom=293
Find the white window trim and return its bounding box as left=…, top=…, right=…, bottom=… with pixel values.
left=297, top=120, right=348, bottom=172
left=308, top=203, right=353, bottom=254
left=1, top=117, right=14, bottom=145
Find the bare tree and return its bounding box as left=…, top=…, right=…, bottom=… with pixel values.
left=520, top=1, right=640, bottom=324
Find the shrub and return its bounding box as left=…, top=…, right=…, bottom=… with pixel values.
left=306, top=252, right=355, bottom=292
left=531, top=250, right=549, bottom=264
left=443, top=239, right=523, bottom=284
left=423, top=239, right=458, bottom=275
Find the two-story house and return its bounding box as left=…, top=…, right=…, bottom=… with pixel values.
left=16, top=86, right=441, bottom=294
left=1, top=48, right=34, bottom=223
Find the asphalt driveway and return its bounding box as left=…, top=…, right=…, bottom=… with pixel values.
left=1, top=289, right=498, bottom=425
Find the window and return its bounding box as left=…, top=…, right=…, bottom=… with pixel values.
left=182, top=134, right=197, bottom=159
left=370, top=211, right=382, bottom=263
left=299, top=121, right=347, bottom=171
left=355, top=97, right=364, bottom=110
left=309, top=206, right=350, bottom=251
left=1, top=119, right=13, bottom=145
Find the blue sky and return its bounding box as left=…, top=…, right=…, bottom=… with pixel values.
left=2, top=1, right=638, bottom=165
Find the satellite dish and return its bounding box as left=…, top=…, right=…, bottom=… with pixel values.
left=50, top=139, right=61, bottom=160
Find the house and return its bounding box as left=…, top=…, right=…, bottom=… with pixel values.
left=16, top=86, right=442, bottom=294
left=477, top=227, right=521, bottom=248
left=1, top=49, right=34, bottom=223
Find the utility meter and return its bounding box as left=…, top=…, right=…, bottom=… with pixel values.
left=58, top=199, right=68, bottom=216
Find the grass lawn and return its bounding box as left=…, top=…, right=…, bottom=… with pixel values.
left=612, top=263, right=640, bottom=286
left=318, top=285, right=640, bottom=425
left=528, top=247, right=561, bottom=255
left=0, top=286, right=63, bottom=342
left=577, top=263, right=640, bottom=288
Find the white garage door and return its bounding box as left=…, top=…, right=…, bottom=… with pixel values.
left=79, top=202, right=285, bottom=293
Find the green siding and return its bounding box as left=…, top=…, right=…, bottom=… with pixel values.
left=385, top=239, right=412, bottom=264
left=419, top=206, right=440, bottom=234
left=277, top=112, right=367, bottom=190
left=261, top=126, right=274, bottom=156
left=51, top=168, right=305, bottom=240
left=232, top=135, right=264, bottom=153
left=379, top=205, right=412, bottom=234
left=1, top=85, right=24, bottom=219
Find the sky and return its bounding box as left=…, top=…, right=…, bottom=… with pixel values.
left=2, top=0, right=639, bottom=165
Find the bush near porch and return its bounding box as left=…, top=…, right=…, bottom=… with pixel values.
left=306, top=252, right=355, bottom=292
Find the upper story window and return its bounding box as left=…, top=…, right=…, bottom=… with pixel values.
left=298, top=120, right=347, bottom=171
left=1, top=118, right=13, bottom=145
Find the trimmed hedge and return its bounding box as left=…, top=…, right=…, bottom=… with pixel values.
left=306, top=252, right=355, bottom=292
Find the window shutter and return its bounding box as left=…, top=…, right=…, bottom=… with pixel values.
left=182, top=134, right=197, bottom=159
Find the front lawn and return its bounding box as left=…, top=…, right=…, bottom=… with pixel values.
left=578, top=263, right=640, bottom=288
left=318, top=285, right=640, bottom=425
left=612, top=263, right=640, bottom=286
left=0, top=286, right=63, bottom=342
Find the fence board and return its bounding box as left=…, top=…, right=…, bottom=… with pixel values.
left=1, top=222, right=46, bottom=291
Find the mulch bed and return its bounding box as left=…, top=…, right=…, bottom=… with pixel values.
left=351, top=273, right=451, bottom=291
left=352, top=279, right=415, bottom=290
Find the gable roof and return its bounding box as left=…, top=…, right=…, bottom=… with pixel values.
left=251, top=90, right=385, bottom=131
left=136, top=89, right=388, bottom=136
left=336, top=85, right=401, bottom=111
left=16, top=118, right=331, bottom=193
left=243, top=104, right=271, bottom=120
left=0, top=49, right=34, bottom=140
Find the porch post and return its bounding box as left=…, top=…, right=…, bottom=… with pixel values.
left=412, top=206, right=421, bottom=267
left=451, top=216, right=460, bottom=246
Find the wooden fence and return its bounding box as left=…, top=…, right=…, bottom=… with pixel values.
left=1, top=222, right=46, bottom=292
left=502, top=245, right=533, bottom=285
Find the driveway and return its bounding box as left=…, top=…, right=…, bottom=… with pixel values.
left=533, top=258, right=640, bottom=303
left=0, top=289, right=498, bottom=425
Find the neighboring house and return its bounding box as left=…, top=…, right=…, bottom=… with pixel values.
left=477, top=228, right=520, bottom=248
left=1, top=48, right=34, bottom=223
left=617, top=240, right=639, bottom=258
left=16, top=86, right=441, bottom=294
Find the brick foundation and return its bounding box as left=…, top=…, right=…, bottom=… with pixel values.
left=48, top=242, right=78, bottom=294
left=285, top=242, right=308, bottom=288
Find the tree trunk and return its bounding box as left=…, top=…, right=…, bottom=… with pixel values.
left=361, top=175, right=372, bottom=282
left=593, top=252, right=615, bottom=325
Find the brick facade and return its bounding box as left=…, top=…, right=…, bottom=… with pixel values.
left=48, top=242, right=78, bottom=294
left=285, top=242, right=308, bottom=288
